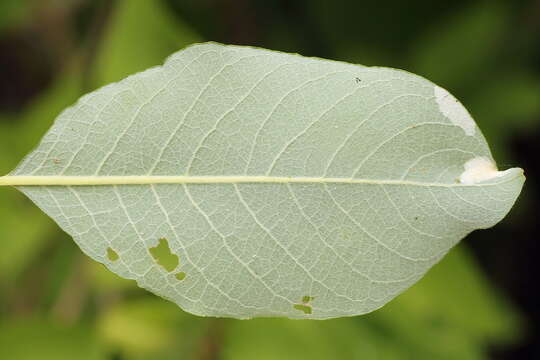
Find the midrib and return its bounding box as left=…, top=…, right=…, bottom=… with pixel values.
left=0, top=175, right=516, bottom=187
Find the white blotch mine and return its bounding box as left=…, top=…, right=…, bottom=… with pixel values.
left=434, top=85, right=476, bottom=136
left=459, top=157, right=511, bottom=184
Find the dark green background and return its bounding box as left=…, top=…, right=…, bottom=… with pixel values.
left=1, top=0, right=539, bottom=359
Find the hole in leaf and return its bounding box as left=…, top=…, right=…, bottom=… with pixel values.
left=107, top=247, right=119, bottom=261
left=293, top=304, right=312, bottom=314
left=149, top=238, right=179, bottom=272
left=294, top=295, right=314, bottom=314
left=175, top=272, right=186, bottom=281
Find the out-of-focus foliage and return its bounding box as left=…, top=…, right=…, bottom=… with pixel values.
left=93, top=0, right=199, bottom=87
left=0, top=318, right=105, bottom=360
left=1, top=0, right=538, bottom=358
left=0, top=0, right=29, bottom=31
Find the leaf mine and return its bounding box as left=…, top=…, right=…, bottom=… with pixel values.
left=458, top=157, right=513, bottom=185
left=434, top=85, right=476, bottom=136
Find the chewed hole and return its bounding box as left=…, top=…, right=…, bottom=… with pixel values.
left=107, top=247, right=119, bottom=262
left=175, top=272, right=186, bottom=281
left=149, top=238, right=179, bottom=272
left=294, top=295, right=314, bottom=314
left=293, top=304, right=312, bottom=314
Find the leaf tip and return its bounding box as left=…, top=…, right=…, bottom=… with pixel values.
left=458, top=157, right=522, bottom=185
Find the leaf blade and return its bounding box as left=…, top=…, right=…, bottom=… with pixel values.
left=6, top=42, right=524, bottom=319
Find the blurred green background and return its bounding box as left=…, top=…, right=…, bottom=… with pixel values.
left=1, top=0, right=539, bottom=359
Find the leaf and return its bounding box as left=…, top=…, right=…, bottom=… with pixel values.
left=0, top=42, right=524, bottom=319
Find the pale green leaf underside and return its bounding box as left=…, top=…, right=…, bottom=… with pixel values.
left=4, top=42, right=524, bottom=319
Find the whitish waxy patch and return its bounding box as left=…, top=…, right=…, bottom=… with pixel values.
left=459, top=157, right=513, bottom=185
left=434, top=85, right=476, bottom=136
